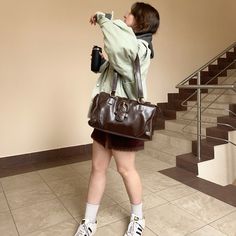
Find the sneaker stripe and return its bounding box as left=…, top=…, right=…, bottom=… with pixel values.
left=136, top=226, right=143, bottom=235
left=88, top=227, right=92, bottom=233
left=138, top=226, right=143, bottom=231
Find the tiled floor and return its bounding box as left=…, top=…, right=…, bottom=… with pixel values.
left=0, top=152, right=236, bottom=236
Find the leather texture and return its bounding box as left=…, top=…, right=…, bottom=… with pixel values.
left=88, top=92, right=157, bottom=140
left=88, top=55, right=158, bottom=141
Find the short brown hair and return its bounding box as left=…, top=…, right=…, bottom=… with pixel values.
left=131, top=2, right=160, bottom=34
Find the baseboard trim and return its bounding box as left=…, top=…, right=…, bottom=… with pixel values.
left=0, top=144, right=92, bottom=178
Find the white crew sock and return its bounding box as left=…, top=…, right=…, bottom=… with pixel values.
left=84, top=203, right=100, bottom=223
left=131, top=202, right=143, bottom=219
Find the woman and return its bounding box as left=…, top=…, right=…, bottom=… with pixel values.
left=74, top=2, right=160, bottom=236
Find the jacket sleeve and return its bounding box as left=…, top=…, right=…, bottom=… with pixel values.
left=96, top=13, right=139, bottom=79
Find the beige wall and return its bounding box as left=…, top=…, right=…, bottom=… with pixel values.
left=0, top=0, right=235, bottom=158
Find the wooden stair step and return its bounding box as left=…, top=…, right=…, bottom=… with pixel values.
left=153, top=117, right=165, bottom=130
left=226, top=51, right=236, bottom=60
left=229, top=104, right=236, bottom=116
left=176, top=153, right=212, bottom=174
left=208, top=64, right=228, bottom=77
left=192, top=139, right=226, bottom=157
left=159, top=167, right=196, bottom=183
left=206, top=126, right=229, bottom=143
left=217, top=58, right=236, bottom=69
left=178, top=92, right=197, bottom=100
left=162, top=109, right=176, bottom=119
left=189, top=77, right=218, bottom=85
left=179, top=88, right=208, bottom=94
left=166, top=99, right=187, bottom=111
left=217, top=115, right=236, bottom=129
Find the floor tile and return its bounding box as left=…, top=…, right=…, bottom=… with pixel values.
left=119, top=192, right=167, bottom=213
left=95, top=218, right=157, bottom=236
left=5, top=182, right=56, bottom=210
left=104, top=181, right=129, bottom=203
left=135, top=153, right=172, bottom=171
left=25, top=219, right=78, bottom=236
left=38, top=165, right=84, bottom=182
left=95, top=218, right=128, bottom=236
left=95, top=204, right=128, bottom=228
left=155, top=183, right=197, bottom=201
left=0, top=211, right=18, bottom=236
left=172, top=192, right=235, bottom=223
left=70, top=161, right=92, bottom=179
left=0, top=192, right=9, bottom=213
left=46, top=177, right=88, bottom=197
left=101, top=195, right=126, bottom=210
left=1, top=172, right=44, bottom=193
left=141, top=172, right=180, bottom=193
left=105, top=180, right=152, bottom=204
left=104, top=168, right=123, bottom=184
left=145, top=203, right=205, bottom=236
left=108, top=158, right=117, bottom=170
left=11, top=199, right=73, bottom=235
left=136, top=169, right=157, bottom=178
left=210, top=211, right=236, bottom=236
left=187, top=225, right=227, bottom=236
left=1, top=156, right=235, bottom=236
left=59, top=193, right=87, bottom=218
left=59, top=193, right=117, bottom=218
left=139, top=227, right=157, bottom=236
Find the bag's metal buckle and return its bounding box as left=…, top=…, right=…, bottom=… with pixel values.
left=110, top=91, right=116, bottom=97
left=115, top=101, right=129, bottom=122
left=138, top=97, right=145, bottom=104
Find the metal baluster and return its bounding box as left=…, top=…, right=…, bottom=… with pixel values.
left=197, top=71, right=201, bottom=160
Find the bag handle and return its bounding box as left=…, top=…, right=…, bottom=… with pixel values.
left=111, top=55, right=144, bottom=102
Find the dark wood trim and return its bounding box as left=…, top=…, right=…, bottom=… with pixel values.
left=0, top=144, right=92, bottom=178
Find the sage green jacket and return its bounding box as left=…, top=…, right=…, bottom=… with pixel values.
left=91, top=13, right=151, bottom=103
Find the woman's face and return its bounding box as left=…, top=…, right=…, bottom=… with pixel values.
left=124, top=12, right=135, bottom=27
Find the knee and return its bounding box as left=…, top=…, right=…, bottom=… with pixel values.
left=91, top=161, right=109, bottom=175
left=117, top=166, right=135, bottom=178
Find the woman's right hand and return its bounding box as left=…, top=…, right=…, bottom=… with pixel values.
left=99, top=52, right=106, bottom=60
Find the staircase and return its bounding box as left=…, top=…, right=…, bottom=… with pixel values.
left=143, top=43, right=236, bottom=187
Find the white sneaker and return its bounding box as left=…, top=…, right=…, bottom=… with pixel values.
left=74, top=219, right=97, bottom=236
left=124, top=214, right=145, bottom=236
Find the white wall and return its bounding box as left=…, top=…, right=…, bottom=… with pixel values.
left=229, top=131, right=236, bottom=185
left=0, top=0, right=236, bottom=158
left=198, top=131, right=236, bottom=186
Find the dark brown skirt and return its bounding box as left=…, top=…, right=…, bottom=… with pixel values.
left=91, top=129, right=144, bottom=152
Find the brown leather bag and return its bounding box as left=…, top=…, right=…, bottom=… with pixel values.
left=88, top=55, right=158, bottom=140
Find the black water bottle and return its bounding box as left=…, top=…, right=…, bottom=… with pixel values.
left=91, top=46, right=102, bottom=73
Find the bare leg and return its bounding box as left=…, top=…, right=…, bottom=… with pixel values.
left=87, top=140, right=112, bottom=204
left=112, top=150, right=142, bottom=204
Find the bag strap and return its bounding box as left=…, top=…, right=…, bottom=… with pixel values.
left=111, top=70, right=119, bottom=96
left=111, top=55, right=144, bottom=102
left=133, top=55, right=144, bottom=100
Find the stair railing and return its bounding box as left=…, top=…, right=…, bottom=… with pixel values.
left=179, top=70, right=236, bottom=129
left=176, top=42, right=236, bottom=160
